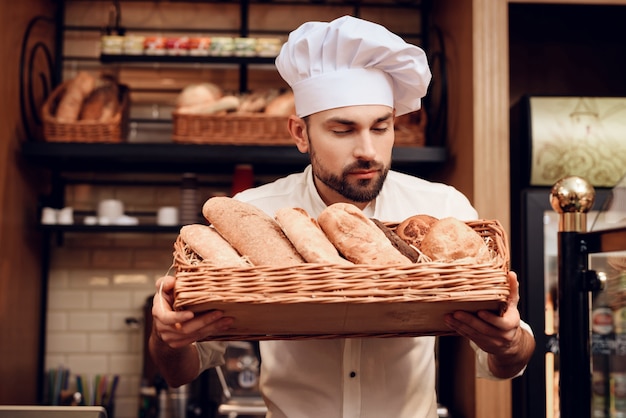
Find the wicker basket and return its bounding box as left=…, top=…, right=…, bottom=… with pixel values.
left=42, top=83, right=130, bottom=143
left=172, top=112, right=293, bottom=145
left=172, top=111, right=427, bottom=146
left=172, top=219, right=510, bottom=340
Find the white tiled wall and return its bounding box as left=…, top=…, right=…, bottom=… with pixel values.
left=43, top=183, right=211, bottom=418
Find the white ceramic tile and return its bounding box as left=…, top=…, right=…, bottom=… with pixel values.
left=46, top=312, right=68, bottom=331
left=89, top=332, right=130, bottom=353
left=47, top=332, right=88, bottom=353
left=109, top=354, right=142, bottom=375
left=110, top=310, right=144, bottom=332
left=66, top=354, right=108, bottom=375
left=91, top=290, right=133, bottom=310
left=68, top=311, right=110, bottom=331
left=48, top=289, right=90, bottom=310
left=69, top=270, right=113, bottom=288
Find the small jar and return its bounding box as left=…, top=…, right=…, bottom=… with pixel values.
left=209, top=37, right=234, bottom=56
left=101, top=35, right=124, bottom=55
left=144, top=36, right=167, bottom=56
left=123, top=35, right=146, bottom=55
left=234, top=37, right=257, bottom=57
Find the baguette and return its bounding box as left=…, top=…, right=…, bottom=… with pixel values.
left=275, top=207, right=352, bottom=265
left=179, top=224, right=251, bottom=267
left=202, top=196, right=304, bottom=266
left=317, top=203, right=412, bottom=265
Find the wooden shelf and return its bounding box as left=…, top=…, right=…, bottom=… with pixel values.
left=21, top=142, right=447, bottom=175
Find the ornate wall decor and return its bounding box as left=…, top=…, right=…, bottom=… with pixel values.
left=528, top=96, right=626, bottom=187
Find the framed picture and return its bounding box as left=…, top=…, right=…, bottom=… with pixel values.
left=527, top=96, right=626, bottom=187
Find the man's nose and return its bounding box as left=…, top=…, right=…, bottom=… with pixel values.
left=353, top=131, right=377, bottom=160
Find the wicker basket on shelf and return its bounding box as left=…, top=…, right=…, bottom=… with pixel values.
left=171, top=219, right=510, bottom=341
left=172, top=112, right=293, bottom=146
left=172, top=109, right=427, bottom=147
left=41, top=83, right=130, bottom=143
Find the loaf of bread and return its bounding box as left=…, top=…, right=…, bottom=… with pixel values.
left=264, top=91, right=295, bottom=116
left=202, top=196, right=304, bottom=266
left=176, top=83, right=223, bottom=110
left=79, top=78, right=120, bottom=122
left=275, top=207, right=352, bottom=265
left=317, top=203, right=413, bottom=265
left=420, top=217, right=491, bottom=263
left=56, top=71, right=97, bottom=123
left=395, top=214, right=438, bottom=250
left=179, top=224, right=251, bottom=267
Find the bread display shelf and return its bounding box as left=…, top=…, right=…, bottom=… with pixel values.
left=42, top=83, right=130, bottom=143
left=172, top=112, right=427, bottom=147
left=172, top=219, right=510, bottom=340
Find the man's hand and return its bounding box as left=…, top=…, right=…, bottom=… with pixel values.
left=152, top=275, right=234, bottom=348
left=444, top=271, right=535, bottom=378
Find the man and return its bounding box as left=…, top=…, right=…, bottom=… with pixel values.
left=150, top=16, right=535, bottom=417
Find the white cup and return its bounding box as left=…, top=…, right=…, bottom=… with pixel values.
left=57, top=207, right=74, bottom=225
left=41, top=207, right=58, bottom=225
left=98, top=199, right=124, bottom=220
left=157, top=206, right=179, bottom=226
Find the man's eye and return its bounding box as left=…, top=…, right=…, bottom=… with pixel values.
left=373, top=126, right=390, bottom=133
left=332, top=129, right=352, bottom=135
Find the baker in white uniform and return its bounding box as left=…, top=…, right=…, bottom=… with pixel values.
left=149, top=15, right=536, bottom=418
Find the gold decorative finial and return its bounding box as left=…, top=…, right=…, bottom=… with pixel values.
left=550, top=176, right=596, bottom=231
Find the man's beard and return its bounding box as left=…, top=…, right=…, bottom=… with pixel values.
left=309, top=142, right=390, bottom=203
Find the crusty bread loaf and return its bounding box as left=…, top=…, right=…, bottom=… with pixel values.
left=180, top=224, right=251, bottom=267
left=176, top=83, right=223, bottom=109
left=264, top=91, right=295, bottom=116
left=420, top=217, right=491, bottom=263
left=395, top=214, right=438, bottom=250
left=275, top=207, right=352, bottom=265
left=202, top=196, right=304, bottom=266
left=79, top=80, right=119, bottom=122
left=317, top=203, right=412, bottom=265
left=371, top=218, right=419, bottom=263
left=56, top=71, right=97, bottom=123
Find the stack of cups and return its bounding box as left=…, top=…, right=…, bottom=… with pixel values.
left=179, top=173, right=198, bottom=225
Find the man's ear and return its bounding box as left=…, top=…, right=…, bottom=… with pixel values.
left=288, top=115, right=309, bottom=153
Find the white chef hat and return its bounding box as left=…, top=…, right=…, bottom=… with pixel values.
left=275, top=15, right=432, bottom=117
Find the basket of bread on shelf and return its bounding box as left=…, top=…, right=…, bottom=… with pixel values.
left=171, top=82, right=427, bottom=146
left=170, top=196, right=511, bottom=340
left=172, top=83, right=296, bottom=145
left=42, top=71, right=129, bottom=143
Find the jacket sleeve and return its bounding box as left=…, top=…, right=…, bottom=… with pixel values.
left=194, top=341, right=228, bottom=375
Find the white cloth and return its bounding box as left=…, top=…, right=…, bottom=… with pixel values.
left=275, top=16, right=432, bottom=117
left=195, top=166, right=531, bottom=417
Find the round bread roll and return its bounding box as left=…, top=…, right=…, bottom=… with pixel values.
left=420, top=217, right=491, bottom=263
left=395, top=214, right=438, bottom=249
left=176, top=83, right=223, bottom=109
left=179, top=224, right=250, bottom=267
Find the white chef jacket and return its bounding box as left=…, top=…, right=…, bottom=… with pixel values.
left=195, top=165, right=530, bottom=418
